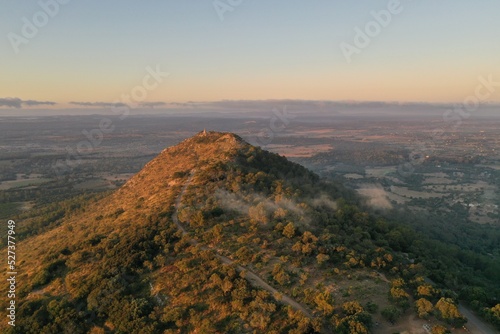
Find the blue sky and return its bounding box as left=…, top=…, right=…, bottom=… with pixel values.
left=1, top=0, right=499, bottom=106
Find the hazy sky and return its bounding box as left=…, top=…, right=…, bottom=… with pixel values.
left=1, top=0, right=499, bottom=106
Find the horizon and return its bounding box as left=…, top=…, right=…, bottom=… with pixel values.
left=1, top=99, right=500, bottom=118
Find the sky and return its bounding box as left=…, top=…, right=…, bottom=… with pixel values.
left=1, top=0, right=499, bottom=108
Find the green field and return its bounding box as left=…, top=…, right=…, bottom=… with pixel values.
left=0, top=202, right=21, bottom=219
left=0, top=178, right=52, bottom=190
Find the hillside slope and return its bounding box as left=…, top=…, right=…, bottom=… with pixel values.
left=1, top=131, right=478, bottom=333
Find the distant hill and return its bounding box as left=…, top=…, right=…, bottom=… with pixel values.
left=2, top=131, right=494, bottom=333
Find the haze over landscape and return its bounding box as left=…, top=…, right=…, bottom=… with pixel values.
left=1, top=1, right=499, bottom=334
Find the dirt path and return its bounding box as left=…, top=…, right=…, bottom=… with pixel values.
left=171, top=171, right=313, bottom=318
left=171, top=172, right=194, bottom=236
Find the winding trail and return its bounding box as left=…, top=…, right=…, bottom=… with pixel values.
left=171, top=172, right=193, bottom=236
left=171, top=171, right=313, bottom=318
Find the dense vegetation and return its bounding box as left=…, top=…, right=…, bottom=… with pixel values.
left=1, top=132, right=498, bottom=333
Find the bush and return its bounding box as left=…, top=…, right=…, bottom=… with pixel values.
left=382, top=306, right=402, bottom=324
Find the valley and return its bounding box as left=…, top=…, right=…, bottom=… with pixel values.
left=0, top=116, right=499, bottom=333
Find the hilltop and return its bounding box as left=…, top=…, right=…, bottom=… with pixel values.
left=0, top=131, right=486, bottom=333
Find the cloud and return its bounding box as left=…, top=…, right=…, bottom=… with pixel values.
left=357, top=184, right=393, bottom=210
left=70, top=101, right=128, bottom=108
left=23, top=100, right=56, bottom=106
left=215, top=189, right=250, bottom=215
left=71, top=101, right=167, bottom=108
left=139, top=101, right=166, bottom=108
left=311, top=194, right=338, bottom=211
left=215, top=189, right=310, bottom=224
left=0, top=98, right=56, bottom=108
left=0, top=98, right=23, bottom=108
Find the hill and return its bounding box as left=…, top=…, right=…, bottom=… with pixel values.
left=1, top=131, right=498, bottom=333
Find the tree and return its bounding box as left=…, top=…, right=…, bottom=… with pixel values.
left=435, top=298, right=466, bottom=326
left=390, top=287, right=409, bottom=301
left=415, top=298, right=433, bottom=318
left=274, top=222, right=284, bottom=232
left=248, top=203, right=268, bottom=224
left=220, top=277, right=233, bottom=295
left=390, top=278, right=410, bottom=311
left=315, top=291, right=334, bottom=315
left=491, top=304, right=500, bottom=318
left=235, top=246, right=253, bottom=264
left=342, top=301, right=363, bottom=316
left=431, top=324, right=449, bottom=334
left=249, top=312, right=270, bottom=331
left=302, top=231, right=318, bottom=244
left=417, top=284, right=435, bottom=298
left=273, top=207, right=287, bottom=219
left=272, top=263, right=290, bottom=286
left=348, top=319, right=369, bottom=334
left=211, top=224, right=223, bottom=244
left=283, top=222, right=296, bottom=239
left=485, top=304, right=500, bottom=329
left=291, top=231, right=318, bottom=255
left=190, top=210, right=205, bottom=227
left=316, top=254, right=330, bottom=265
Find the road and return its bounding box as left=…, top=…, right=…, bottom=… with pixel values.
left=171, top=170, right=313, bottom=318
left=458, top=304, right=499, bottom=334
left=423, top=278, right=498, bottom=334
